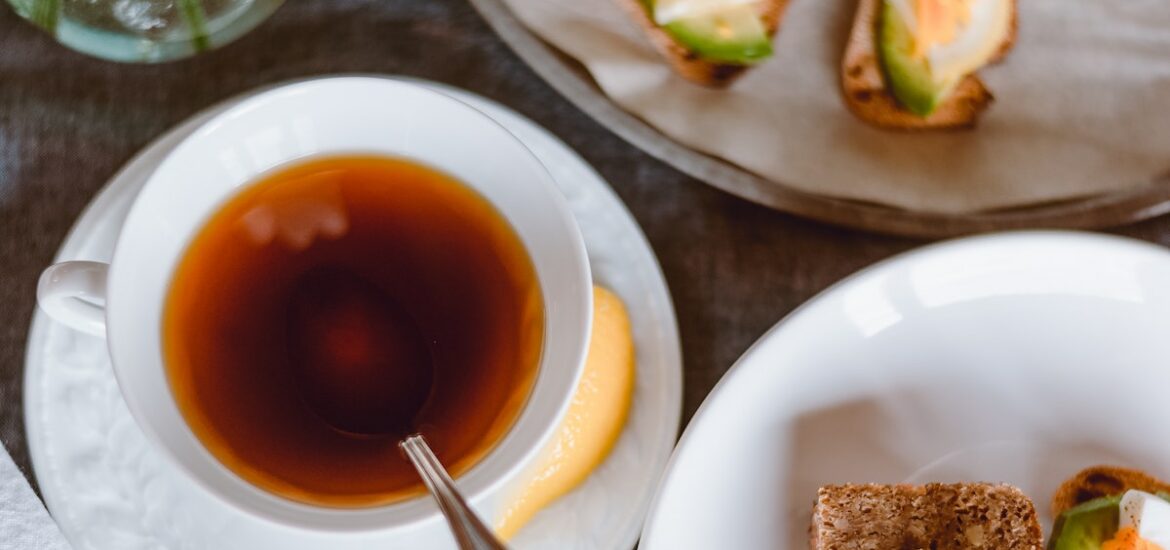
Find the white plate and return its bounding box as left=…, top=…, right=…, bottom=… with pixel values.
left=23, top=78, right=682, bottom=550
left=640, top=231, right=1170, bottom=549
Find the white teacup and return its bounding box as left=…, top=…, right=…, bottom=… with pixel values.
left=36, top=77, right=592, bottom=533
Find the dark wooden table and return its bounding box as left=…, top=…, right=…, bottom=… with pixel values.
left=1, top=0, right=1168, bottom=499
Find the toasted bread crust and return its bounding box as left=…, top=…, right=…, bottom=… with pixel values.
left=811, top=483, right=1043, bottom=550
left=1052, top=466, right=1170, bottom=518
left=613, top=0, right=789, bottom=87
left=840, top=0, right=1016, bottom=131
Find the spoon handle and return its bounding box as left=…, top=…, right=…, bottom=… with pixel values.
left=400, top=434, right=509, bottom=550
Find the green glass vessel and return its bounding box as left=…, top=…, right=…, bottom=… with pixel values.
left=8, top=0, right=284, bottom=63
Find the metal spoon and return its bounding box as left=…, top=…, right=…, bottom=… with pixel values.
left=400, top=434, right=509, bottom=550
left=285, top=270, right=505, bottom=547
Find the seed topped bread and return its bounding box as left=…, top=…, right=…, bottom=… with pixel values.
left=810, top=483, right=1043, bottom=549
left=1051, top=466, right=1170, bottom=518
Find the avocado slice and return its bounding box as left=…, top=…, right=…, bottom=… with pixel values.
left=657, top=4, right=773, bottom=64
left=1048, top=495, right=1123, bottom=550
left=877, top=0, right=950, bottom=117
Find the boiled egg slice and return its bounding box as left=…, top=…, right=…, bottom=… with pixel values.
left=1104, top=490, right=1170, bottom=550
left=653, top=0, right=759, bottom=25
left=885, top=0, right=1012, bottom=87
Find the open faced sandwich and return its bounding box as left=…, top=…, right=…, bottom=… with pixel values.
left=842, top=0, right=1017, bottom=130
left=1049, top=466, right=1170, bottom=550
left=614, top=0, right=791, bottom=87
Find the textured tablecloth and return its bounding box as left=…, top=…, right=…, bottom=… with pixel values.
left=1, top=0, right=1169, bottom=504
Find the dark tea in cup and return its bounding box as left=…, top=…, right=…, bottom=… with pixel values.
left=163, top=155, right=544, bottom=507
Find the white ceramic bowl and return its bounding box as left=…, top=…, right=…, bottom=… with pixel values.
left=641, top=231, right=1170, bottom=549
left=37, top=77, right=593, bottom=534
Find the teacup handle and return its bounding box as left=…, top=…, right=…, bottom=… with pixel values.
left=37, top=261, right=109, bottom=337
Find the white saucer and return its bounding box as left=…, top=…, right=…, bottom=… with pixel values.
left=23, top=79, right=682, bottom=550
left=639, top=232, right=1170, bottom=549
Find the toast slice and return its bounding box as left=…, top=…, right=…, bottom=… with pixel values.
left=841, top=0, right=1018, bottom=131
left=810, top=483, right=1043, bottom=549
left=1052, top=466, right=1170, bottom=518
left=613, top=0, right=790, bottom=87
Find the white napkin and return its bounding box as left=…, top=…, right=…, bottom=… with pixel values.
left=0, top=444, right=70, bottom=550
left=501, top=0, right=1170, bottom=214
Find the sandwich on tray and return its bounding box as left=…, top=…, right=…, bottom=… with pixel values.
left=614, top=0, right=791, bottom=87
left=841, top=0, right=1017, bottom=130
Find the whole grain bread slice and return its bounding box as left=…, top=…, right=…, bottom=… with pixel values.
left=810, top=483, right=1043, bottom=550
left=612, top=0, right=790, bottom=87
left=1051, top=466, right=1170, bottom=518
left=841, top=0, right=1017, bottom=131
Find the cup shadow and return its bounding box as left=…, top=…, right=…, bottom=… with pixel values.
left=781, top=396, right=918, bottom=548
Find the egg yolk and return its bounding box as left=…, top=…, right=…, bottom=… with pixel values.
left=912, top=0, right=973, bottom=59
left=1103, top=527, right=1166, bottom=550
